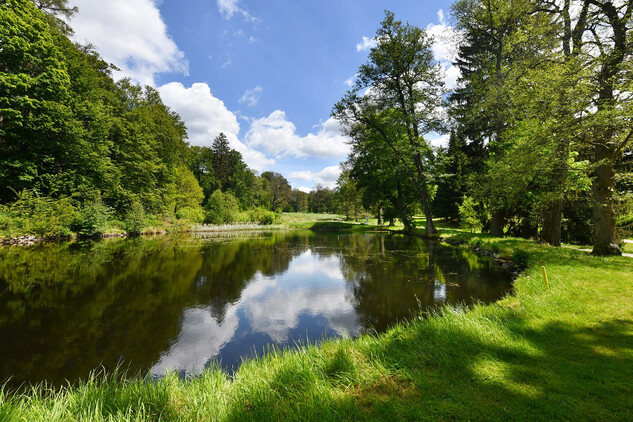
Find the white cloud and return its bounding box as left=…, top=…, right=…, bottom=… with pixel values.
left=158, top=82, right=274, bottom=171
left=243, top=254, right=357, bottom=342
left=239, top=86, right=263, bottom=107
left=427, top=132, right=450, bottom=148
left=289, top=171, right=313, bottom=182
left=246, top=112, right=350, bottom=159
left=344, top=75, right=356, bottom=87
left=290, top=166, right=342, bottom=189
left=68, top=0, right=188, bottom=86
left=426, top=9, right=461, bottom=90
left=151, top=306, right=240, bottom=376
left=356, top=36, right=378, bottom=52
left=159, top=82, right=239, bottom=144
left=217, top=0, right=257, bottom=22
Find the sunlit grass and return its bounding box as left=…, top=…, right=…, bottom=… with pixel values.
left=2, top=227, right=633, bottom=420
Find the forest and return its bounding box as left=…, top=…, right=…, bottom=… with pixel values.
left=0, top=0, right=340, bottom=238
left=1, top=0, right=632, bottom=255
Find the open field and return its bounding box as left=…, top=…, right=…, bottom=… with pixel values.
left=1, top=227, right=632, bottom=421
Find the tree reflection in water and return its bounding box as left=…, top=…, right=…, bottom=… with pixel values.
left=0, top=232, right=512, bottom=387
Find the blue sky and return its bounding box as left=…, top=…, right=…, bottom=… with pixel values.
left=68, top=0, right=457, bottom=191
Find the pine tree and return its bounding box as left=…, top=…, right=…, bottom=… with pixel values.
left=211, top=133, right=232, bottom=188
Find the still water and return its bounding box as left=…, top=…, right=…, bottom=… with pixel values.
left=0, top=231, right=513, bottom=387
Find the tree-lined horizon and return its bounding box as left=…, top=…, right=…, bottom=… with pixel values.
left=1, top=0, right=632, bottom=254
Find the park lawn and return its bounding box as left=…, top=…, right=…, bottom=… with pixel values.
left=1, top=231, right=632, bottom=421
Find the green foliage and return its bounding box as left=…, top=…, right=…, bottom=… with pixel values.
left=168, top=166, right=204, bottom=214
left=333, top=11, right=443, bottom=233
left=261, top=171, right=291, bottom=211
left=335, top=170, right=365, bottom=221
left=1, top=190, right=76, bottom=237
left=123, top=201, right=146, bottom=235
left=175, top=206, right=205, bottom=223
left=211, top=133, right=232, bottom=187
left=308, top=185, right=335, bottom=213
left=247, top=208, right=276, bottom=225
left=287, top=189, right=308, bottom=212
left=204, top=190, right=240, bottom=225
left=0, top=1, right=190, bottom=218
left=0, top=0, right=72, bottom=201
left=433, top=131, right=469, bottom=221
left=459, top=197, right=482, bottom=233
left=71, top=198, right=112, bottom=237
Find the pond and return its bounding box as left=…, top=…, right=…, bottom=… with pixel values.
left=0, top=231, right=513, bottom=388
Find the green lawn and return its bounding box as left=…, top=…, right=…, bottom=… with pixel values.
left=2, top=230, right=632, bottom=421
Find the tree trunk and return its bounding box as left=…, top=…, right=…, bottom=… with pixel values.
left=541, top=202, right=563, bottom=246
left=490, top=210, right=505, bottom=237
left=395, top=182, right=414, bottom=232
left=377, top=206, right=383, bottom=225
left=412, top=152, right=435, bottom=234
left=541, top=139, right=569, bottom=247
left=420, top=181, right=435, bottom=234
left=591, top=143, right=621, bottom=255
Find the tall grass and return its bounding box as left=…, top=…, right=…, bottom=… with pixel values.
left=2, top=232, right=632, bottom=420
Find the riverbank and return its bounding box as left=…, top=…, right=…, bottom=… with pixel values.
left=0, top=213, right=345, bottom=246
left=1, top=229, right=632, bottom=421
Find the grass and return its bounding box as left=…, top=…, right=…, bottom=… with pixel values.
left=278, top=212, right=411, bottom=232
left=2, top=228, right=633, bottom=420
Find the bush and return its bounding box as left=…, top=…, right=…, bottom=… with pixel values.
left=124, top=201, right=146, bottom=235
left=71, top=199, right=112, bottom=237
left=459, top=196, right=483, bottom=233
left=0, top=209, right=18, bottom=237
left=176, top=206, right=205, bottom=223
left=248, top=208, right=276, bottom=225
left=204, top=190, right=240, bottom=225
left=4, top=190, right=76, bottom=237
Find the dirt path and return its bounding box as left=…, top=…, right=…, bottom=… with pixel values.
left=563, top=240, right=633, bottom=258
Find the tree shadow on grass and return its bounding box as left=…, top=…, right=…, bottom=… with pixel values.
left=356, top=315, right=633, bottom=420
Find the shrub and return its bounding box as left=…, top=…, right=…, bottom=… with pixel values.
left=459, top=196, right=483, bottom=233
left=5, top=190, right=76, bottom=237
left=176, top=206, right=205, bottom=223
left=124, top=201, right=146, bottom=235
left=71, top=199, right=112, bottom=237
left=0, top=208, right=18, bottom=237
left=204, top=190, right=240, bottom=225
left=248, top=208, right=276, bottom=225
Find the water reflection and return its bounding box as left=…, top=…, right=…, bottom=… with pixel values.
left=0, top=232, right=512, bottom=387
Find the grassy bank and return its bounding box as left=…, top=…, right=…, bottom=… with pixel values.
left=1, top=231, right=632, bottom=421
